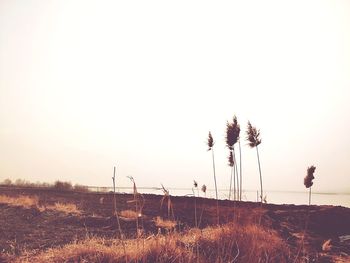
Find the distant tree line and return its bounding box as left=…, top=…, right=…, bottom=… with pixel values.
left=0, top=178, right=89, bottom=192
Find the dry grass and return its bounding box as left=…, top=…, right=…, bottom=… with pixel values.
left=14, top=222, right=291, bottom=263
left=0, top=195, right=39, bottom=208
left=0, top=195, right=80, bottom=214
left=154, top=216, right=177, bottom=230
left=119, top=209, right=141, bottom=220
left=47, top=202, right=81, bottom=215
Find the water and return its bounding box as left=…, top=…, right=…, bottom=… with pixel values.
left=103, top=187, right=350, bottom=208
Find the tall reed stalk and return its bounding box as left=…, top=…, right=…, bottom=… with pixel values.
left=193, top=180, right=198, bottom=228
left=239, top=140, right=242, bottom=201
left=294, top=165, right=316, bottom=262
left=225, top=116, right=240, bottom=200
left=246, top=121, right=263, bottom=203
left=304, top=165, right=316, bottom=206
left=207, top=132, right=219, bottom=224
left=112, top=166, right=126, bottom=259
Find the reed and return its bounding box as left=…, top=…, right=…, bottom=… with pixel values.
left=207, top=131, right=219, bottom=224
left=225, top=116, right=241, bottom=201
left=192, top=180, right=198, bottom=228
left=304, top=165, right=316, bottom=206
left=160, top=184, right=174, bottom=220
left=127, top=176, right=145, bottom=237
left=246, top=121, right=263, bottom=203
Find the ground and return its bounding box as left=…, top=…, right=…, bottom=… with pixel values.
left=0, top=186, right=349, bottom=262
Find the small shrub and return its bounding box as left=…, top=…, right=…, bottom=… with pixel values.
left=53, top=181, right=73, bottom=191
left=1, top=178, right=12, bottom=185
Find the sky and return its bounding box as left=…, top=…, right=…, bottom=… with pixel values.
left=1, top=0, right=350, bottom=195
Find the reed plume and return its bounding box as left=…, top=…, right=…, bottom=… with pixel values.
left=226, top=116, right=240, bottom=200
left=304, top=165, right=316, bottom=205
left=201, top=184, right=207, bottom=197
left=246, top=121, right=263, bottom=203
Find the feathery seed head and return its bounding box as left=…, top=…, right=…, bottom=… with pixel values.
left=246, top=121, right=261, bottom=148
left=193, top=180, right=198, bottom=188
left=226, top=116, right=240, bottom=150
left=201, top=184, right=207, bottom=193
left=207, top=132, right=214, bottom=151
left=304, top=165, right=316, bottom=188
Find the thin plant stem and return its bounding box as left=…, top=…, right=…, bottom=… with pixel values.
left=239, top=140, right=242, bottom=201
left=256, top=145, right=263, bottom=203
left=192, top=188, right=198, bottom=228
left=211, top=148, right=219, bottom=225
left=112, top=167, right=126, bottom=261
left=233, top=149, right=239, bottom=201
left=113, top=166, right=117, bottom=216
left=233, top=164, right=236, bottom=201
left=229, top=165, right=233, bottom=200
left=309, top=187, right=312, bottom=206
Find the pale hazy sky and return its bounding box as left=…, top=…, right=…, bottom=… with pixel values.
left=1, top=0, right=349, bottom=194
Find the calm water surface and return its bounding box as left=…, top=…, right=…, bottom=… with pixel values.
left=111, top=187, right=350, bottom=208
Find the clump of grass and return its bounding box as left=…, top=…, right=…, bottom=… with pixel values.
left=154, top=216, right=177, bottom=230
left=0, top=195, right=81, bottom=215
left=0, top=195, right=39, bottom=208
left=119, top=210, right=140, bottom=221
left=49, top=202, right=81, bottom=215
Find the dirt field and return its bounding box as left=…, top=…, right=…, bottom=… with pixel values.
left=0, top=186, right=349, bottom=262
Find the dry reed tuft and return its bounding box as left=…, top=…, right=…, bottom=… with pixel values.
left=246, top=121, right=261, bottom=147
left=304, top=165, right=316, bottom=189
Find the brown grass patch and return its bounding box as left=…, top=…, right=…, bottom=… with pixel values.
left=47, top=202, right=81, bottom=215
left=0, top=195, right=39, bottom=208
left=154, top=216, right=177, bottom=230
left=15, top=222, right=291, bottom=262
left=0, top=195, right=80, bottom=214
left=119, top=209, right=140, bottom=220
